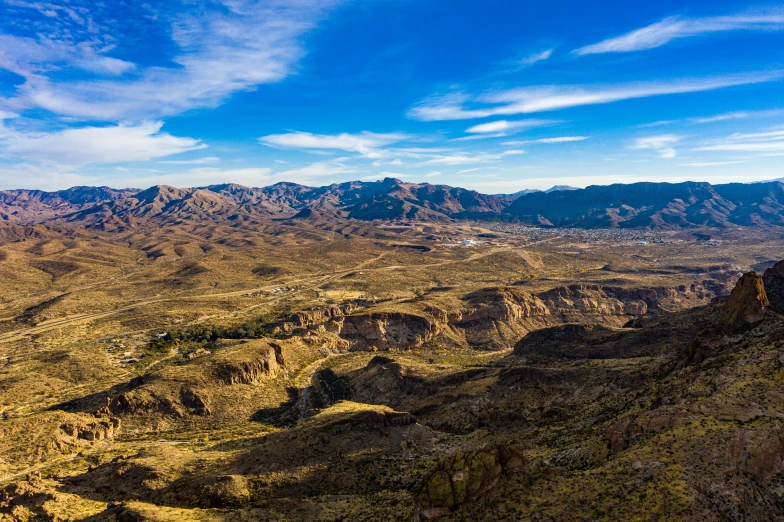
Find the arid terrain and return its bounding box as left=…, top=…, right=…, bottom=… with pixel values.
left=2, top=180, right=784, bottom=521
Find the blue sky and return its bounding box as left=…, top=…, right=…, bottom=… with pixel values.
left=0, top=0, right=783, bottom=192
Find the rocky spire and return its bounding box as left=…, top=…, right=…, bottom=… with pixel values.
left=720, top=272, right=770, bottom=329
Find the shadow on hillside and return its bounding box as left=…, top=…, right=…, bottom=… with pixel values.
left=250, top=386, right=300, bottom=427
left=48, top=376, right=146, bottom=413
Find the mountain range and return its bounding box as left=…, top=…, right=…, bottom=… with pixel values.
left=2, top=178, right=783, bottom=230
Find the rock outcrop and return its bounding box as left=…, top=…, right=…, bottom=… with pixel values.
left=272, top=281, right=728, bottom=353
left=215, top=343, right=284, bottom=384
left=720, top=272, right=769, bottom=329
left=763, top=260, right=784, bottom=314
left=61, top=416, right=121, bottom=441
left=414, top=445, right=528, bottom=521
left=179, top=389, right=211, bottom=416
left=446, top=287, right=551, bottom=324
left=0, top=473, right=59, bottom=521
left=287, top=302, right=360, bottom=328
left=327, top=313, right=439, bottom=351
left=109, top=389, right=184, bottom=418
left=538, top=283, right=720, bottom=317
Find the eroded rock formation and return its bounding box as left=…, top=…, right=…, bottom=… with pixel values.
left=61, top=416, right=121, bottom=441
left=327, top=312, right=440, bottom=351
left=720, top=272, right=769, bottom=329
left=215, top=343, right=284, bottom=384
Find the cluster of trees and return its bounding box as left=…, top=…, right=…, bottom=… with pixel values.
left=148, top=307, right=291, bottom=351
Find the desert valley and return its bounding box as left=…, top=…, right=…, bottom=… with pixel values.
left=1, top=178, right=784, bottom=520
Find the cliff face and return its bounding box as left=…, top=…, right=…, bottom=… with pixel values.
left=326, top=313, right=441, bottom=351
left=538, top=282, right=719, bottom=318
left=288, top=303, right=360, bottom=328
left=275, top=281, right=728, bottom=353
left=443, top=287, right=551, bottom=324
left=214, top=343, right=285, bottom=384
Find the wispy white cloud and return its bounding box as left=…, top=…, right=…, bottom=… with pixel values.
left=452, top=132, right=510, bottom=142
left=696, top=129, right=784, bottom=153
left=640, top=109, right=784, bottom=127
left=422, top=153, right=502, bottom=166
left=520, top=48, right=554, bottom=66
left=0, top=162, right=95, bottom=190
left=503, top=150, right=526, bottom=155
left=260, top=131, right=408, bottom=158
left=0, top=121, right=205, bottom=165
left=504, top=136, right=589, bottom=145
left=632, top=134, right=680, bottom=158
left=537, top=136, right=588, bottom=143
left=690, top=112, right=755, bottom=124
left=126, top=167, right=272, bottom=189
left=0, top=163, right=269, bottom=191
left=372, top=158, right=404, bottom=167
left=2, top=0, right=348, bottom=120
left=0, top=32, right=136, bottom=80
left=276, top=160, right=358, bottom=178
left=159, top=156, right=220, bottom=165
left=679, top=161, right=746, bottom=167
left=409, top=73, right=781, bottom=121
left=574, top=12, right=784, bottom=55
left=465, top=119, right=554, bottom=134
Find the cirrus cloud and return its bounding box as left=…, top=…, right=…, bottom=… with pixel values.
left=2, top=0, right=349, bottom=120
left=465, top=119, right=554, bottom=134
left=574, top=12, right=784, bottom=55
left=696, top=129, right=784, bottom=153
left=409, top=72, right=783, bottom=121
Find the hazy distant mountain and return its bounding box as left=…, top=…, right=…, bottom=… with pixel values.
left=0, top=186, right=138, bottom=225
left=501, top=189, right=541, bottom=200
left=500, top=185, right=579, bottom=200
left=505, top=181, right=784, bottom=228
left=4, top=179, right=784, bottom=230
left=545, top=185, right=579, bottom=193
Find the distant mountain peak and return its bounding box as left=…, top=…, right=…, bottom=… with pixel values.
left=545, top=185, right=579, bottom=193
